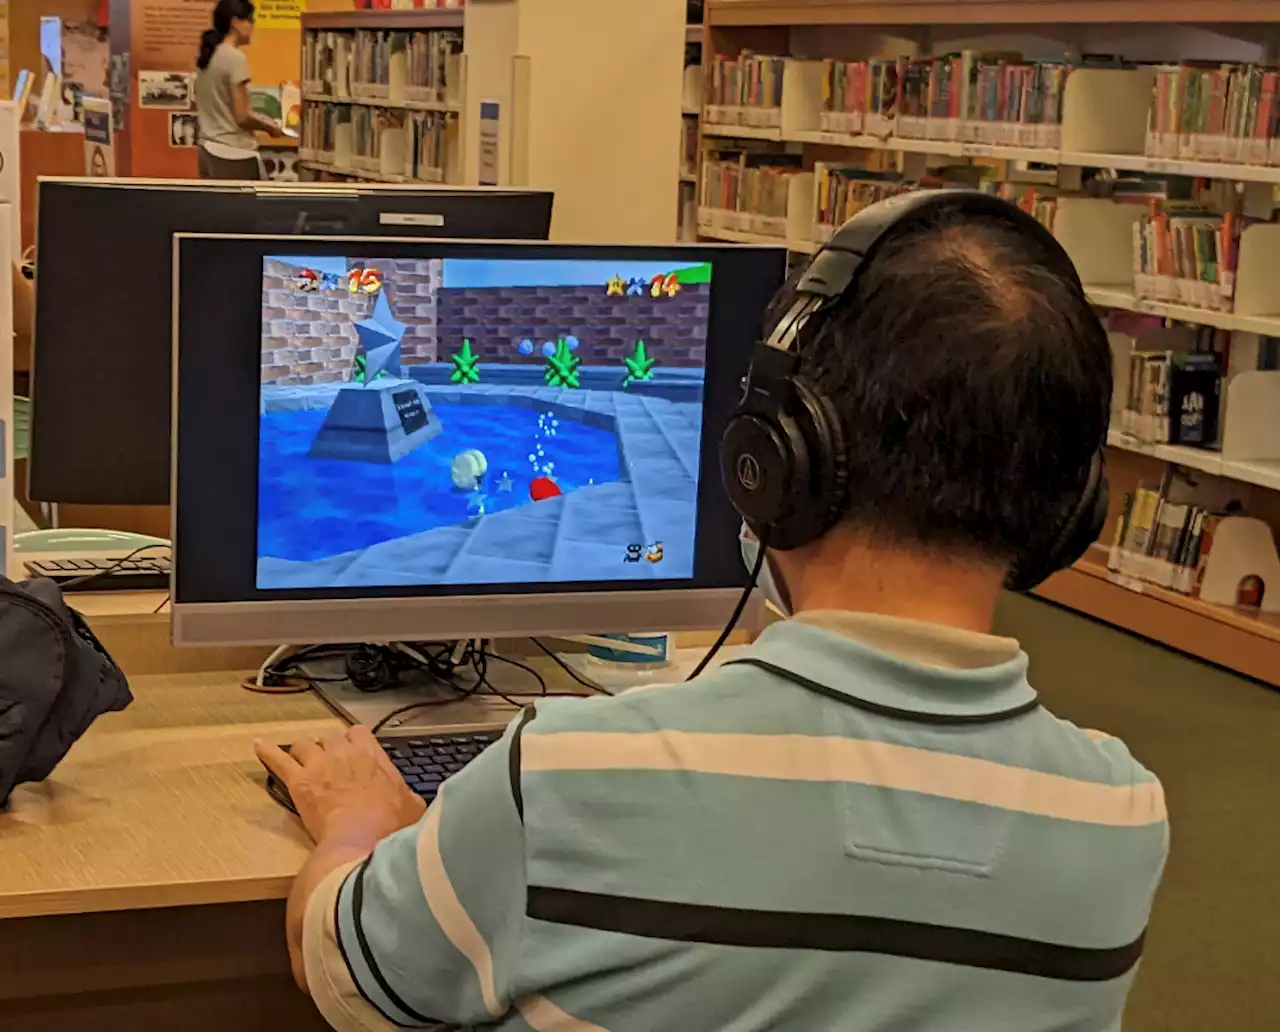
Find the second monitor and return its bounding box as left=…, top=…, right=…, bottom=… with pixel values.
left=30, top=179, right=553, bottom=506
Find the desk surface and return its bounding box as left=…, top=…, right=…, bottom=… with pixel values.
left=0, top=669, right=521, bottom=920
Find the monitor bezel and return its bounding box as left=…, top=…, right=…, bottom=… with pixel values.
left=171, top=233, right=787, bottom=646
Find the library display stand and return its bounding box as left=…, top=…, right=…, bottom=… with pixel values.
left=300, top=0, right=687, bottom=243
left=692, top=0, right=1280, bottom=684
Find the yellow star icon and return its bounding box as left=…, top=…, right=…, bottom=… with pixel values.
left=606, top=274, right=626, bottom=297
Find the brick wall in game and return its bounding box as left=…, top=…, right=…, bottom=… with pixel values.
left=433, top=283, right=711, bottom=367
left=261, top=259, right=375, bottom=385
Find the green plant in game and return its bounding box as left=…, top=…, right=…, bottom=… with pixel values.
left=450, top=338, right=481, bottom=384
left=621, top=339, right=656, bottom=387
left=351, top=352, right=389, bottom=384
left=544, top=336, right=582, bottom=388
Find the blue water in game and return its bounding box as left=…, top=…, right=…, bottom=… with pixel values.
left=258, top=403, right=622, bottom=562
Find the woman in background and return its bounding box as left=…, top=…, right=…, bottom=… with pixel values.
left=194, top=0, right=282, bottom=179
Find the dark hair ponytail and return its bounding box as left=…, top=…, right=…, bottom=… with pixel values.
left=197, top=0, right=255, bottom=70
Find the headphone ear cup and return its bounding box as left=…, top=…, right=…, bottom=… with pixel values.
left=764, top=378, right=848, bottom=551
left=720, top=409, right=808, bottom=534
left=1005, top=450, right=1109, bottom=592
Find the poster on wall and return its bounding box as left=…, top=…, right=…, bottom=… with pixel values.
left=139, top=70, right=192, bottom=109
left=169, top=112, right=198, bottom=148
left=135, top=0, right=214, bottom=70
left=63, top=20, right=110, bottom=102
left=83, top=97, right=115, bottom=176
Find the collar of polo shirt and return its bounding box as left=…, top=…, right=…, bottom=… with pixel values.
left=740, top=613, right=1035, bottom=723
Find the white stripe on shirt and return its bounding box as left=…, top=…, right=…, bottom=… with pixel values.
left=521, top=730, right=1166, bottom=827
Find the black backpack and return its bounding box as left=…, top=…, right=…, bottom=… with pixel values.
left=0, top=576, right=133, bottom=805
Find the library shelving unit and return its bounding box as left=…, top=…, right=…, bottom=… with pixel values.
left=679, top=19, right=706, bottom=240
left=299, top=0, right=687, bottom=243
left=695, top=0, right=1280, bottom=684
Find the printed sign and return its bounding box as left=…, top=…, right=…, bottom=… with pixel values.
left=83, top=96, right=115, bottom=175
left=478, top=100, right=500, bottom=186
left=255, top=0, right=303, bottom=29
left=393, top=389, right=428, bottom=435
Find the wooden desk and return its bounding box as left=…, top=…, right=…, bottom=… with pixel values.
left=0, top=662, right=524, bottom=1031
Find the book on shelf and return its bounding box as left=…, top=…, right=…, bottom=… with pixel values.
left=699, top=152, right=802, bottom=236
left=976, top=182, right=1058, bottom=230
left=819, top=59, right=898, bottom=137
left=1147, top=62, right=1280, bottom=166
left=304, top=27, right=461, bottom=107
left=811, top=164, right=906, bottom=238
left=681, top=117, right=699, bottom=176
left=300, top=101, right=452, bottom=183
left=1109, top=481, right=1243, bottom=599
left=894, top=52, right=1067, bottom=147
left=1131, top=209, right=1253, bottom=313
left=303, top=32, right=353, bottom=98
left=705, top=51, right=785, bottom=128
left=1120, top=344, right=1222, bottom=446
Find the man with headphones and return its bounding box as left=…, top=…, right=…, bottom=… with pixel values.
left=262, top=191, right=1169, bottom=1032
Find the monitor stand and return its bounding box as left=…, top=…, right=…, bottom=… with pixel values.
left=313, top=676, right=471, bottom=731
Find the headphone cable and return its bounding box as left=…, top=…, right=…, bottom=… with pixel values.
left=686, top=530, right=767, bottom=681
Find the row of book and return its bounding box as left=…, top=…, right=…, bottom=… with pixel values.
left=1109, top=486, right=1231, bottom=598
left=300, top=104, right=453, bottom=183
left=898, top=54, right=1068, bottom=147
left=302, top=29, right=462, bottom=106
left=699, top=154, right=802, bottom=236
left=976, top=182, right=1059, bottom=231
left=1131, top=211, right=1250, bottom=312
left=1118, top=345, right=1222, bottom=446
left=819, top=60, right=898, bottom=136
left=704, top=52, right=785, bottom=128
left=1146, top=63, right=1280, bottom=166
left=812, top=165, right=907, bottom=235
left=681, top=118, right=699, bottom=177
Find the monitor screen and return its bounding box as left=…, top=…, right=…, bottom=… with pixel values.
left=257, top=255, right=711, bottom=590
left=172, top=235, right=788, bottom=646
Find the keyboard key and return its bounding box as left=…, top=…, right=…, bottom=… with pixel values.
left=376, top=730, right=500, bottom=802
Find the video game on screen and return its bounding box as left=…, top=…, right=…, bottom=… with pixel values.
left=256, top=257, right=711, bottom=590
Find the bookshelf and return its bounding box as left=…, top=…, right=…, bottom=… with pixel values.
left=705, top=1, right=1280, bottom=27
left=299, top=0, right=686, bottom=243
left=693, top=1, right=1280, bottom=679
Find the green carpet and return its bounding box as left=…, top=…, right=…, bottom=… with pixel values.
left=994, top=593, right=1280, bottom=1031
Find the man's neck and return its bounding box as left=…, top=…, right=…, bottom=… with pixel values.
left=775, top=531, right=1005, bottom=635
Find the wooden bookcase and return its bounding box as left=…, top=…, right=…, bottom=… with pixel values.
left=696, top=0, right=1280, bottom=684
left=298, top=0, right=686, bottom=244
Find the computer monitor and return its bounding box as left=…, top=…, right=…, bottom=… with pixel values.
left=171, top=233, right=788, bottom=645
left=29, top=178, right=554, bottom=506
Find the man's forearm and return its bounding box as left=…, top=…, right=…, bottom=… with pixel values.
left=286, top=837, right=379, bottom=993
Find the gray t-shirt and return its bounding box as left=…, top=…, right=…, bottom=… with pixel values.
left=195, top=43, right=257, bottom=157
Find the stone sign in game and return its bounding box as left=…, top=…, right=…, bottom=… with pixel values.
left=256, top=256, right=711, bottom=590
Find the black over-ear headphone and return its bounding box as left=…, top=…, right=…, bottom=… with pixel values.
left=720, top=188, right=1109, bottom=593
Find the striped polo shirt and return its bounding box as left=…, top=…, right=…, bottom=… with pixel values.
left=303, top=612, right=1169, bottom=1032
